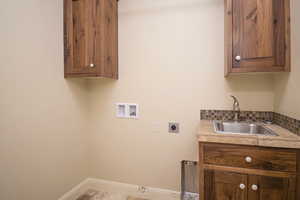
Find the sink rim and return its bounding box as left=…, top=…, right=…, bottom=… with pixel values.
left=213, top=120, right=278, bottom=136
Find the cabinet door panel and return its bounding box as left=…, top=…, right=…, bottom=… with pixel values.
left=273, top=0, right=286, bottom=67
left=71, top=0, right=97, bottom=74
left=94, top=0, right=118, bottom=78
left=231, top=0, right=287, bottom=71
left=64, top=0, right=118, bottom=78
left=248, top=175, right=296, bottom=200
left=242, top=0, right=273, bottom=59
left=204, top=170, right=247, bottom=200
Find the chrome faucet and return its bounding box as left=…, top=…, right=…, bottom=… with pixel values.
left=230, top=95, right=240, bottom=122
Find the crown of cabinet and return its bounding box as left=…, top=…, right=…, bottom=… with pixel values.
left=64, top=0, right=118, bottom=79
left=224, top=0, right=291, bottom=76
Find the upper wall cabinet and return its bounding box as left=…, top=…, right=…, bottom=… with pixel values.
left=225, top=0, right=291, bottom=76
left=64, top=0, right=118, bottom=79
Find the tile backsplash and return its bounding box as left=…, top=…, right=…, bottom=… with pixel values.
left=273, top=113, right=300, bottom=136
left=200, top=110, right=300, bottom=136
left=200, top=110, right=274, bottom=122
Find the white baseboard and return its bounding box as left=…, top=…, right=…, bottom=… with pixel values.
left=58, top=178, right=90, bottom=200
left=58, top=178, right=180, bottom=200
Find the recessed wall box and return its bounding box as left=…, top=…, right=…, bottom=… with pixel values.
left=128, top=104, right=138, bottom=119
left=116, top=103, right=139, bottom=119
left=116, top=103, right=126, bottom=118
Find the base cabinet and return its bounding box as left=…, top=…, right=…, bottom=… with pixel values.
left=199, top=143, right=299, bottom=200
left=204, top=170, right=295, bottom=200
left=204, top=170, right=247, bottom=200
left=248, top=175, right=295, bottom=200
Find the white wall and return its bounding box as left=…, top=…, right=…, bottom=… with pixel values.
left=0, top=1, right=89, bottom=199
left=88, top=0, right=275, bottom=191
left=274, top=0, right=300, bottom=120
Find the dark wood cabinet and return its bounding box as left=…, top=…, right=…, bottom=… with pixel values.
left=199, top=143, right=299, bottom=200
left=204, top=170, right=247, bottom=200
left=248, top=175, right=295, bottom=200
left=204, top=170, right=295, bottom=200
left=64, top=0, right=118, bottom=78
left=225, top=0, right=291, bottom=76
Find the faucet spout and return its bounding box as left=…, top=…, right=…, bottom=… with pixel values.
left=230, top=95, right=240, bottom=122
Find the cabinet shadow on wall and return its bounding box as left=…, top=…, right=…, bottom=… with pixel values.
left=225, top=74, right=274, bottom=92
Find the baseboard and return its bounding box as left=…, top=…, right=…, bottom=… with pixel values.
left=87, top=178, right=180, bottom=197
left=58, top=178, right=180, bottom=200
left=57, top=178, right=90, bottom=200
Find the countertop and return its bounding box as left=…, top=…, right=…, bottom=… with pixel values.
left=198, top=120, right=300, bottom=149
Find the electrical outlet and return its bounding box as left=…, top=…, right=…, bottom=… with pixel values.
left=169, top=122, right=179, bottom=133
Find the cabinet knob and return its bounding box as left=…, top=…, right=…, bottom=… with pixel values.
left=245, top=156, right=252, bottom=163
left=235, top=55, right=241, bottom=61
left=89, top=63, right=95, bottom=68
left=251, top=184, right=258, bottom=191
left=239, top=183, right=246, bottom=190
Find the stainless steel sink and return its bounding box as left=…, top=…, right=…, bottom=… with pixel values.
left=213, top=121, right=278, bottom=136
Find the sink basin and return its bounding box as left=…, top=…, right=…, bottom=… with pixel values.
left=213, top=121, right=278, bottom=136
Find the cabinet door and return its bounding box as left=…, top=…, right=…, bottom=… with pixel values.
left=248, top=175, right=296, bottom=200
left=225, top=0, right=290, bottom=75
left=94, top=0, right=118, bottom=79
left=204, top=170, right=247, bottom=200
left=64, top=0, right=98, bottom=75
